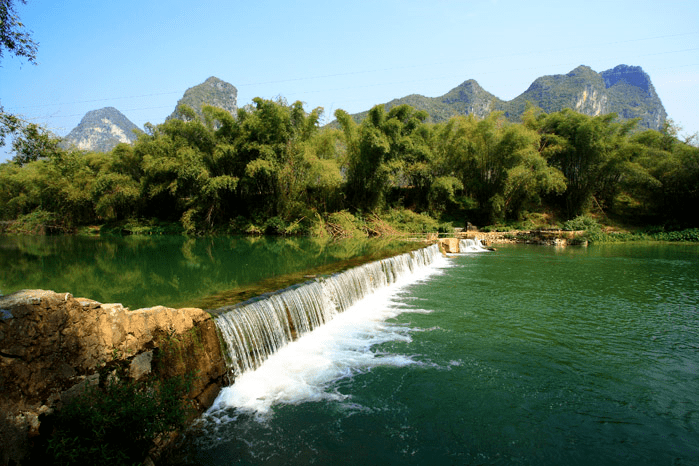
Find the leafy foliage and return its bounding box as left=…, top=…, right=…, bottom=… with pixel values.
left=437, top=112, right=565, bottom=223
left=535, top=109, right=638, bottom=217
left=43, top=374, right=191, bottom=466
left=0, top=0, right=38, bottom=65
left=561, top=215, right=601, bottom=231
left=0, top=111, right=63, bottom=165
left=649, top=228, right=699, bottom=242
left=1, top=99, right=697, bottom=236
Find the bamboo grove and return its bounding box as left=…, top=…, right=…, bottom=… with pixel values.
left=1, top=99, right=698, bottom=235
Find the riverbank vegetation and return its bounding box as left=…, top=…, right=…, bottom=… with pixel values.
left=37, top=373, right=191, bottom=466
left=1, top=100, right=697, bottom=239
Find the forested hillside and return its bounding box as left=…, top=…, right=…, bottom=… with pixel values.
left=349, top=65, right=667, bottom=132
left=1, top=99, right=697, bottom=236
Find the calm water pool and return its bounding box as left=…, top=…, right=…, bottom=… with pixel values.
left=0, top=235, right=414, bottom=309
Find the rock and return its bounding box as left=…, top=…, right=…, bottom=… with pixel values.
left=168, top=76, right=238, bottom=122
left=61, top=107, right=141, bottom=153
left=438, top=238, right=460, bottom=253
left=553, top=238, right=568, bottom=247
left=61, top=373, right=99, bottom=405
left=0, top=290, right=227, bottom=466
left=130, top=350, right=153, bottom=381
left=196, top=383, right=222, bottom=410
left=346, top=64, right=666, bottom=131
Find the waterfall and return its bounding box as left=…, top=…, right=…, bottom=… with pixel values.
left=213, top=244, right=441, bottom=379
left=459, top=238, right=488, bottom=252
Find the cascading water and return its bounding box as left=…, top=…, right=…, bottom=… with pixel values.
left=177, top=244, right=699, bottom=465
left=212, top=244, right=441, bottom=379
left=459, top=238, right=488, bottom=252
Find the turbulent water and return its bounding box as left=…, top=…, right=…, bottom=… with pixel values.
left=173, top=242, right=699, bottom=465
left=459, top=238, right=487, bottom=252
left=212, top=245, right=444, bottom=380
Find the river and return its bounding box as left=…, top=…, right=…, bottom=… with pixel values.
left=175, top=242, right=699, bottom=465
left=2, top=237, right=697, bottom=464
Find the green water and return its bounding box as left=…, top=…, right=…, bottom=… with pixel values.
left=176, top=243, right=699, bottom=465
left=0, top=235, right=415, bottom=309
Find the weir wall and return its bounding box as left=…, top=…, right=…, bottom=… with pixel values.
left=457, top=230, right=586, bottom=246
left=0, top=290, right=226, bottom=465
left=0, top=240, right=481, bottom=464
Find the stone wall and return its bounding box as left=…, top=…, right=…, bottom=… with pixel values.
left=458, top=230, right=585, bottom=246
left=437, top=238, right=460, bottom=253
left=0, top=290, right=227, bottom=466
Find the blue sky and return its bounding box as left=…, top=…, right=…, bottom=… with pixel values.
left=1, top=0, right=698, bottom=162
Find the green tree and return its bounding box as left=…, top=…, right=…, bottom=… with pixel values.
left=382, top=105, right=433, bottom=209
left=440, top=113, right=564, bottom=223
left=0, top=0, right=38, bottom=64
left=338, top=104, right=434, bottom=212
left=0, top=111, right=63, bottom=165
left=630, top=126, right=699, bottom=226
left=348, top=105, right=392, bottom=211
left=230, top=98, right=324, bottom=220
left=1, top=0, right=40, bottom=167
left=137, top=106, right=237, bottom=232
left=0, top=150, right=100, bottom=227
left=276, top=128, right=343, bottom=220
left=91, top=145, right=143, bottom=222
left=537, top=109, right=637, bottom=218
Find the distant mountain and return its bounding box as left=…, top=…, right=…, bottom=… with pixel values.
left=599, top=65, right=667, bottom=130
left=167, top=76, right=238, bottom=121
left=349, top=65, right=667, bottom=131
left=61, top=107, right=141, bottom=152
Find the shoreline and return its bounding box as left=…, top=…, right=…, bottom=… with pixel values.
left=451, top=229, right=586, bottom=246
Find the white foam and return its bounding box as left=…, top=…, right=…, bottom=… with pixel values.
left=208, top=252, right=450, bottom=417
left=457, top=238, right=489, bottom=253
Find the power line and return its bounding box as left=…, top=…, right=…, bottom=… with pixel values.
left=18, top=56, right=699, bottom=122
left=6, top=31, right=698, bottom=113
left=17, top=105, right=174, bottom=122
left=9, top=92, right=183, bottom=110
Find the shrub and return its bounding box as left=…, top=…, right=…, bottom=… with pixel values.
left=44, top=374, right=192, bottom=466
left=561, top=215, right=600, bottom=231
left=308, top=212, right=330, bottom=239
left=4, top=210, right=72, bottom=234
left=577, top=227, right=699, bottom=243
left=438, top=222, right=454, bottom=234
left=650, top=228, right=699, bottom=242
left=382, top=209, right=440, bottom=233
left=263, top=216, right=287, bottom=235
left=326, top=211, right=367, bottom=238
left=100, top=219, right=184, bottom=236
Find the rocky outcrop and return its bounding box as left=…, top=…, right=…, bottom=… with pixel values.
left=167, top=76, right=238, bottom=122
left=440, top=79, right=502, bottom=119
left=438, top=238, right=460, bottom=253
left=61, top=107, right=141, bottom=152
left=601, top=64, right=667, bottom=131
left=0, top=290, right=226, bottom=466
left=344, top=64, right=667, bottom=131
